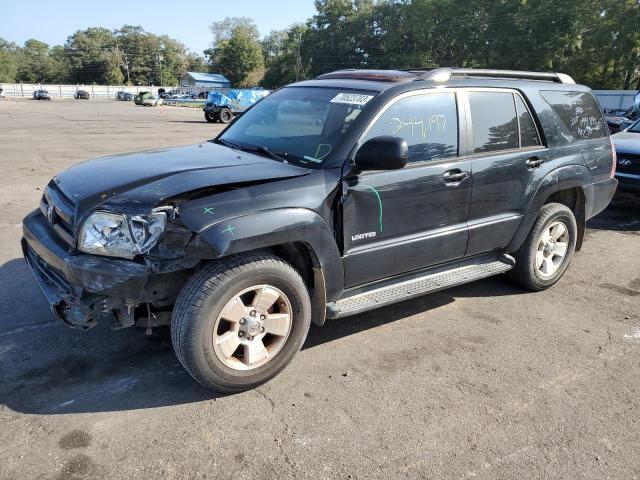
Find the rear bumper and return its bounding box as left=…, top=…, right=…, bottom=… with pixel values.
left=585, top=178, right=618, bottom=219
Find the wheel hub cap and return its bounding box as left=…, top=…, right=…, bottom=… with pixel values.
left=212, top=285, right=292, bottom=371
left=536, top=221, right=569, bottom=278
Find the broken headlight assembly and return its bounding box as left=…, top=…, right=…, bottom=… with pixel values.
left=78, top=209, right=168, bottom=259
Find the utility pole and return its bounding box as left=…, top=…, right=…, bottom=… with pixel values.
left=123, top=52, right=130, bottom=84
left=157, top=52, right=163, bottom=86
left=295, top=31, right=303, bottom=82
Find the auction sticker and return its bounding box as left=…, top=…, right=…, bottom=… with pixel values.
left=330, top=93, right=374, bottom=106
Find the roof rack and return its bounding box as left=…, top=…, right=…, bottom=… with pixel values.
left=417, top=68, right=576, bottom=84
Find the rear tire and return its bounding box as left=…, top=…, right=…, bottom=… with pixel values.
left=171, top=253, right=311, bottom=392
left=508, top=202, right=577, bottom=291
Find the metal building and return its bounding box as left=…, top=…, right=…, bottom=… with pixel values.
left=180, top=72, right=231, bottom=90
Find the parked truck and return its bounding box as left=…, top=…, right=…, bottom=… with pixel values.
left=203, top=88, right=270, bottom=123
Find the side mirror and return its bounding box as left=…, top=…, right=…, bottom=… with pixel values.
left=355, top=136, right=408, bottom=171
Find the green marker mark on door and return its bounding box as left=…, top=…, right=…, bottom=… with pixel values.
left=203, top=207, right=215, bottom=215
left=361, top=184, right=383, bottom=233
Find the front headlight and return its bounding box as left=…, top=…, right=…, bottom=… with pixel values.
left=79, top=210, right=168, bottom=259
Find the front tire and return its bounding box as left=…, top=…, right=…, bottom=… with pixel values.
left=219, top=108, right=233, bottom=124
left=508, top=202, right=577, bottom=291
left=204, top=112, right=217, bottom=123
left=171, top=253, right=311, bottom=392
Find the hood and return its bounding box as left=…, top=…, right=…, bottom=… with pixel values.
left=53, top=142, right=310, bottom=218
left=611, top=130, right=640, bottom=154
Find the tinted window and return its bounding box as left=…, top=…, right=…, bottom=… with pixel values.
left=540, top=90, right=608, bottom=140
left=362, top=92, right=458, bottom=163
left=515, top=95, right=541, bottom=147
left=469, top=91, right=519, bottom=153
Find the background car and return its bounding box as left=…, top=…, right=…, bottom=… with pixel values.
left=122, top=92, right=134, bottom=101
left=133, top=91, right=148, bottom=105
left=142, top=94, right=162, bottom=106
left=74, top=90, right=90, bottom=100
left=611, top=118, right=640, bottom=200
left=116, top=91, right=126, bottom=100
left=32, top=90, right=51, bottom=100
left=605, top=110, right=636, bottom=134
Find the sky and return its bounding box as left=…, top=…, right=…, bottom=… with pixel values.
left=1, top=0, right=317, bottom=54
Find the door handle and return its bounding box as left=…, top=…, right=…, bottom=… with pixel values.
left=525, top=157, right=545, bottom=169
left=443, top=169, right=470, bottom=184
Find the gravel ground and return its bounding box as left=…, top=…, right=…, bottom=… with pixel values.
left=0, top=99, right=639, bottom=480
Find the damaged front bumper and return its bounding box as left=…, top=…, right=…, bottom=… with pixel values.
left=22, top=209, right=194, bottom=329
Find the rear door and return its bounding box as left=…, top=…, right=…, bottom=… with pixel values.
left=341, top=90, right=472, bottom=287
left=459, top=89, right=548, bottom=256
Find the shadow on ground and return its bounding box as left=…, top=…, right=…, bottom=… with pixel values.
left=0, top=204, right=634, bottom=415
left=587, top=200, right=640, bottom=232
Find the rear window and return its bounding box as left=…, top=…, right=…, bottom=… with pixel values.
left=540, top=90, right=608, bottom=141
left=515, top=95, right=541, bottom=148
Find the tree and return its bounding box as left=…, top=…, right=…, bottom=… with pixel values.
left=206, top=17, right=265, bottom=87
left=262, top=24, right=307, bottom=88
left=0, top=38, right=19, bottom=82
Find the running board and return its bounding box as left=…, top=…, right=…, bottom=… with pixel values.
left=326, top=255, right=515, bottom=319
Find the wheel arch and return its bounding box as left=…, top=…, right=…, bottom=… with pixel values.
left=185, top=208, right=344, bottom=325
left=508, top=165, right=590, bottom=253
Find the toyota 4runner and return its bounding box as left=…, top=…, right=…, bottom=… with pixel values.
left=22, top=68, right=618, bottom=391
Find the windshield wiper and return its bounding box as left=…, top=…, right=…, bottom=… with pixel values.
left=215, top=139, right=290, bottom=164
left=254, top=146, right=289, bottom=163
left=214, top=138, right=240, bottom=150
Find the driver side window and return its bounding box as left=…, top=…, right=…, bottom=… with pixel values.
left=362, top=92, right=458, bottom=163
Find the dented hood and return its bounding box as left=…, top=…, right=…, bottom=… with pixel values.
left=53, top=141, right=310, bottom=216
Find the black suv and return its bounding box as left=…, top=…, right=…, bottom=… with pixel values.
left=22, top=68, right=617, bottom=391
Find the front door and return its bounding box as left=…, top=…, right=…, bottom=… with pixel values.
left=341, top=90, right=471, bottom=287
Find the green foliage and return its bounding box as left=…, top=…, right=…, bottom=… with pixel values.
left=0, top=38, right=19, bottom=82
left=3, top=1, right=640, bottom=90
left=2, top=26, right=207, bottom=86
left=262, top=25, right=308, bottom=89
left=284, top=0, right=640, bottom=90
left=206, top=17, right=265, bottom=87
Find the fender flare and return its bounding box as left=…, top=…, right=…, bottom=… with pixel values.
left=507, top=164, right=591, bottom=253
left=185, top=208, right=345, bottom=301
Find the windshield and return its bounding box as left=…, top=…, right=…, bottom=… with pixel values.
left=629, top=119, right=640, bottom=133
left=217, top=87, right=374, bottom=167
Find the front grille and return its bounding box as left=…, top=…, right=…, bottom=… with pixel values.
left=40, top=182, right=76, bottom=246
left=24, top=243, right=70, bottom=295
left=617, top=153, right=640, bottom=174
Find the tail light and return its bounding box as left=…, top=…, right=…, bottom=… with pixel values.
left=610, top=137, right=617, bottom=178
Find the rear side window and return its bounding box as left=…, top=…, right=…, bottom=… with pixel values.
left=515, top=95, right=541, bottom=147
left=540, top=90, right=608, bottom=141
left=362, top=92, right=458, bottom=163
left=468, top=91, right=519, bottom=153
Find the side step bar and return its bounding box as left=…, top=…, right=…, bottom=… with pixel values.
left=326, top=255, right=515, bottom=319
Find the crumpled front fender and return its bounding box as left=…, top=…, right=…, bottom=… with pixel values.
left=185, top=208, right=345, bottom=301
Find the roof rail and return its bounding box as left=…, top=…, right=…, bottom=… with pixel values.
left=418, top=68, right=576, bottom=84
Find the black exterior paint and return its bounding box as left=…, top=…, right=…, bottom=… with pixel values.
left=22, top=72, right=618, bottom=329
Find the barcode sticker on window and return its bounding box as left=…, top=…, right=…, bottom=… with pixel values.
left=330, top=93, right=374, bottom=106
